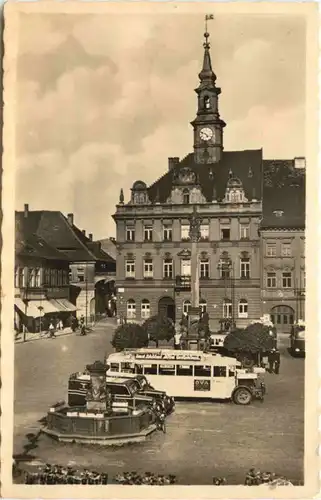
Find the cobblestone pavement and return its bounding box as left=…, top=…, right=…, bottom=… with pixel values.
left=14, top=326, right=304, bottom=484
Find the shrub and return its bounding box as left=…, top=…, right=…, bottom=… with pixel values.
left=111, top=323, right=148, bottom=351
left=223, top=323, right=276, bottom=354
left=142, top=315, right=175, bottom=347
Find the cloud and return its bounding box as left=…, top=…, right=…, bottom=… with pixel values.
left=14, top=12, right=307, bottom=239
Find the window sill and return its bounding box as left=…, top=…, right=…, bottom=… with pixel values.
left=181, top=238, right=191, bottom=242
left=163, top=276, right=173, bottom=280
left=125, top=277, right=136, bottom=280
left=143, top=277, right=154, bottom=280
left=200, top=276, right=210, bottom=280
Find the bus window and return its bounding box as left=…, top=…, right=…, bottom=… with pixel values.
left=159, top=364, right=175, bottom=376
left=177, top=364, right=193, bottom=376
left=228, top=367, right=236, bottom=377
left=194, top=365, right=211, bottom=377
left=213, top=366, right=227, bottom=377
left=135, top=364, right=143, bottom=374
left=110, top=363, right=119, bottom=372
left=121, top=362, right=135, bottom=373
left=144, top=364, right=158, bottom=375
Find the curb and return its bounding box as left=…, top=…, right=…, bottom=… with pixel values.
left=15, top=330, right=75, bottom=344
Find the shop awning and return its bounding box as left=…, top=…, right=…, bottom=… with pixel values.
left=15, top=299, right=59, bottom=318
left=50, top=299, right=77, bottom=312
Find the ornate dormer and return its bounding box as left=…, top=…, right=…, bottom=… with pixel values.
left=223, top=176, right=248, bottom=203
left=130, top=180, right=151, bottom=205
left=191, top=20, right=226, bottom=164
left=166, top=167, right=207, bottom=204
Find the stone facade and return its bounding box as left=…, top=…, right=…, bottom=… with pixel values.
left=260, top=229, right=305, bottom=333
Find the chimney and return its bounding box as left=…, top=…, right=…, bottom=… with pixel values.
left=294, top=157, right=306, bottom=169
left=24, top=204, right=29, bottom=218
left=168, top=157, right=180, bottom=171
left=89, top=233, right=93, bottom=241
left=67, top=213, right=74, bottom=225
left=82, top=229, right=86, bottom=236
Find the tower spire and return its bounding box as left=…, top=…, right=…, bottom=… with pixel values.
left=199, top=15, right=216, bottom=85
left=191, top=16, right=226, bottom=164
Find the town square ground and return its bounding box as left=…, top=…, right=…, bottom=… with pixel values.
left=14, top=319, right=304, bottom=485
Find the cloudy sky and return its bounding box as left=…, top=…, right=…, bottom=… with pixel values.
left=14, top=10, right=306, bottom=239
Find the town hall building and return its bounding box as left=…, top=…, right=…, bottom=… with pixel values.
left=113, top=29, right=305, bottom=331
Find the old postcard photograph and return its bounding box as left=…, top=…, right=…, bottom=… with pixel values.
left=1, top=1, right=319, bottom=498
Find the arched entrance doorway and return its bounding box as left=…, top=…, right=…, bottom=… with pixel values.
left=158, top=296, right=175, bottom=322
left=270, top=305, right=294, bottom=333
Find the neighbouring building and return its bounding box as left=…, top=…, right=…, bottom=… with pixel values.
left=260, top=159, right=306, bottom=332
left=15, top=206, right=116, bottom=324
left=15, top=210, right=73, bottom=333
left=113, top=30, right=264, bottom=330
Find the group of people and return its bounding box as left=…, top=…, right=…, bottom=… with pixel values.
left=23, top=464, right=108, bottom=485
left=244, top=468, right=293, bottom=486
left=20, top=463, right=177, bottom=485
left=264, top=348, right=281, bottom=374
left=114, top=471, right=176, bottom=485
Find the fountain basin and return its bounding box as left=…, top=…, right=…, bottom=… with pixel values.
left=42, top=404, right=156, bottom=446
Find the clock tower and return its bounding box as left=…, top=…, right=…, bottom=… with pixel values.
left=191, top=30, right=226, bottom=164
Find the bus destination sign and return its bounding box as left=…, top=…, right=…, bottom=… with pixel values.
left=135, top=351, right=202, bottom=361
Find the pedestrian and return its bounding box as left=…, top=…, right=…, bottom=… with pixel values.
left=274, top=349, right=281, bottom=374
left=268, top=349, right=277, bottom=373
left=58, top=319, right=64, bottom=330
left=48, top=322, right=55, bottom=338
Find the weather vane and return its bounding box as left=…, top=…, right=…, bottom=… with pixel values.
left=204, top=14, right=214, bottom=47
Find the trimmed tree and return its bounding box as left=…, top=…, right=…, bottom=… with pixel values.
left=223, top=322, right=277, bottom=366
left=111, top=323, right=149, bottom=351
left=142, top=314, right=175, bottom=347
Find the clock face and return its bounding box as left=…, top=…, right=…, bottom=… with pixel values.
left=199, top=127, right=213, bottom=141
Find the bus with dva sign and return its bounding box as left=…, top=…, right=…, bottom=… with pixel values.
left=105, top=349, right=266, bottom=406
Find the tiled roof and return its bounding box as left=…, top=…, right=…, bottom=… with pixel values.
left=261, top=186, right=305, bottom=229
left=15, top=218, right=69, bottom=261
left=98, top=238, right=117, bottom=261
left=263, top=159, right=305, bottom=188
left=15, top=211, right=111, bottom=262
left=148, top=150, right=263, bottom=203
left=71, top=225, right=115, bottom=262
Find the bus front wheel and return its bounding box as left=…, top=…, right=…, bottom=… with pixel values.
left=232, top=386, right=252, bottom=405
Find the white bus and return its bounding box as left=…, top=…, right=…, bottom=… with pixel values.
left=105, top=349, right=266, bottom=405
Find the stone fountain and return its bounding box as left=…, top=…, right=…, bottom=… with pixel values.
left=42, top=360, right=156, bottom=446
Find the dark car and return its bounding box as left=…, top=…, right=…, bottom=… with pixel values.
left=290, top=325, right=305, bottom=356
left=68, top=373, right=154, bottom=409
